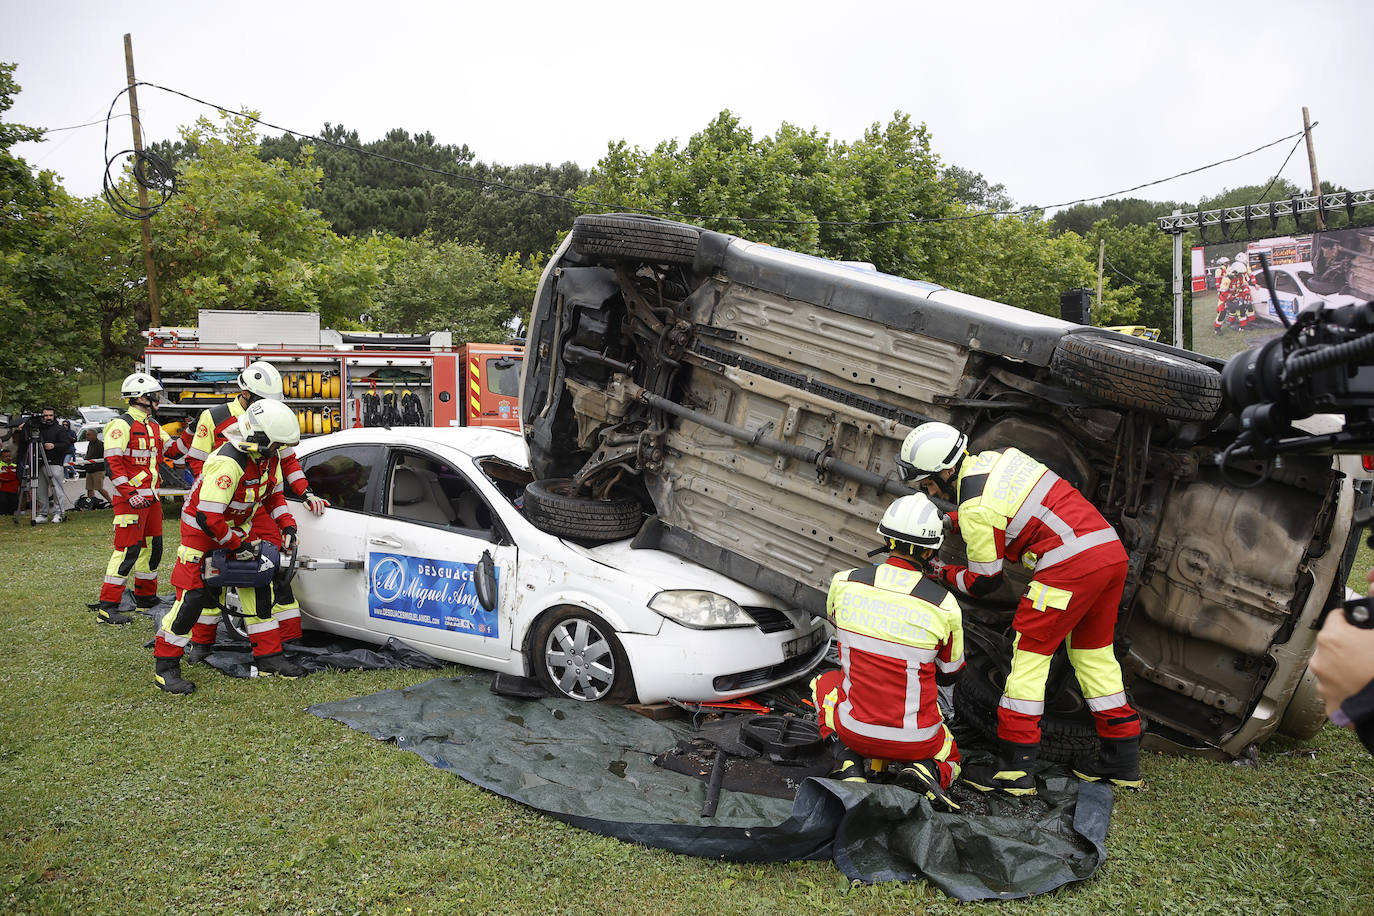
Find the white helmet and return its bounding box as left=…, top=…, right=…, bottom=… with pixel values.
left=121, top=372, right=163, bottom=400
left=1228, top=261, right=1245, bottom=275
left=231, top=399, right=300, bottom=454
left=877, top=493, right=945, bottom=553
left=896, top=422, right=968, bottom=483
left=238, top=360, right=284, bottom=402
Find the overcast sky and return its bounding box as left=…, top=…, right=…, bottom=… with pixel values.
left=5, top=0, right=1372, bottom=222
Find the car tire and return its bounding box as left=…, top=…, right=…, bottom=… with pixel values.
left=1050, top=334, right=1223, bottom=421
left=523, top=478, right=643, bottom=541
left=530, top=606, right=635, bottom=703
left=1277, top=666, right=1327, bottom=741
left=953, top=649, right=1101, bottom=764
left=569, top=214, right=701, bottom=265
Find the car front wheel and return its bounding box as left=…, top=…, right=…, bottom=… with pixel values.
left=530, top=607, right=636, bottom=703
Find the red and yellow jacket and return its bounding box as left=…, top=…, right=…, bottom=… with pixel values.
left=0, top=459, right=18, bottom=494
left=103, top=406, right=169, bottom=502
left=179, top=443, right=297, bottom=552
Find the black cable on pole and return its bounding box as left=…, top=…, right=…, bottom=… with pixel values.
left=101, top=86, right=176, bottom=221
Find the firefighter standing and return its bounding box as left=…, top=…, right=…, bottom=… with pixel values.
left=165, top=360, right=329, bottom=645
left=812, top=493, right=965, bottom=811
left=897, top=422, right=1143, bottom=795
left=93, top=374, right=171, bottom=625
left=153, top=399, right=305, bottom=694
left=0, top=447, right=18, bottom=521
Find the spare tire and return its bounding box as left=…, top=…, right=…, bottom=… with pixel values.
left=523, top=478, right=644, bottom=542
left=569, top=214, right=701, bottom=265
left=1050, top=334, right=1222, bottom=421
left=953, top=649, right=1100, bottom=765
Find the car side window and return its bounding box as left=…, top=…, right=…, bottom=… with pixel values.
left=1275, top=273, right=1300, bottom=294
left=388, top=450, right=496, bottom=536
left=299, top=445, right=384, bottom=512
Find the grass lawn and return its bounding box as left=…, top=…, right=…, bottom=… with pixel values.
left=2, top=511, right=1372, bottom=915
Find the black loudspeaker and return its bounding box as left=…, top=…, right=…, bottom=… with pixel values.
left=1060, top=288, right=1092, bottom=325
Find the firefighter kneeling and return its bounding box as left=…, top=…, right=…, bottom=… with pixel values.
left=153, top=399, right=305, bottom=694
left=811, top=493, right=964, bottom=812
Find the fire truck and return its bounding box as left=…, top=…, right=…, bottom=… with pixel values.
left=141, top=310, right=523, bottom=444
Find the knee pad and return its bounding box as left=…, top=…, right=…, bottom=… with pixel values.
left=274, top=579, right=296, bottom=605
left=148, top=536, right=163, bottom=570
left=170, top=588, right=209, bottom=636
left=116, top=544, right=142, bottom=577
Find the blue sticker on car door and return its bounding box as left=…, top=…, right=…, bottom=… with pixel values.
left=368, top=551, right=500, bottom=637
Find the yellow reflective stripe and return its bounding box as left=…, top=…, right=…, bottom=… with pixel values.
left=1026, top=580, right=1073, bottom=612
left=1067, top=644, right=1127, bottom=699
left=1003, top=634, right=1054, bottom=704
left=114, top=514, right=139, bottom=526
left=176, top=545, right=205, bottom=563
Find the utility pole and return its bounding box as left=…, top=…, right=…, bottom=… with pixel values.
left=124, top=33, right=161, bottom=327
left=1096, top=238, right=1105, bottom=315
left=1303, top=106, right=1323, bottom=231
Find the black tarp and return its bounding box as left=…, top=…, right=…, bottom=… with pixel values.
left=309, top=675, right=1113, bottom=902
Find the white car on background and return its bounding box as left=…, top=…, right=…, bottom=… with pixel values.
left=1250, top=262, right=1362, bottom=323
left=286, top=426, right=829, bottom=703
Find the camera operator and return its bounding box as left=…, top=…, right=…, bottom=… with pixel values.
left=31, top=408, right=75, bottom=523
left=1310, top=574, right=1374, bottom=754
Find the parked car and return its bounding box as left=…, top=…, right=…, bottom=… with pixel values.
left=519, top=213, right=1362, bottom=760
left=286, top=425, right=830, bottom=703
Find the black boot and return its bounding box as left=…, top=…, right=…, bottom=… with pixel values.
left=254, top=652, right=305, bottom=679
left=154, top=657, right=195, bottom=695
left=827, top=746, right=868, bottom=783
left=95, top=602, right=132, bottom=626
left=1073, top=736, right=1143, bottom=789
left=962, top=740, right=1039, bottom=797
left=896, top=759, right=960, bottom=812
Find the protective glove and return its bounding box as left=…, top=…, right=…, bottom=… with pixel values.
left=304, top=492, right=330, bottom=516
left=280, top=526, right=298, bottom=553
left=924, top=557, right=948, bottom=578
left=127, top=494, right=151, bottom=509
left=232, top=541, right=261, bottom=562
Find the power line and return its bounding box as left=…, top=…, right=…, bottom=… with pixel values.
left=109, top=80, right=1315, bottom=229
left=39, top=113, right=130, bottom=134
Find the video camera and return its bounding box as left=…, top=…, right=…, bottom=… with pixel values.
left=1219, top=267, right=1374, bottom=460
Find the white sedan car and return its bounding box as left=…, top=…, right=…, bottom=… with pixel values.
left=287, top=426, right=830, bottom=703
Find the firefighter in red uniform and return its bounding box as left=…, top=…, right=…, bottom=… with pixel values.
left=93, top=373, right=171, bottom=625
left=811, top=493, right=964, bottom=811
left=153, top=399, right=306, bottom=694
left=898, top=422, right=1143, bottom=795
left=166, top=360, right=328, bottom=646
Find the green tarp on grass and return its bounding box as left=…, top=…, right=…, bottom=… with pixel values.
left=309, top=675, right=1112, bottom=902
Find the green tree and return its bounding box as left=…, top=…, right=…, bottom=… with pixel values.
left=368, top=234, right=538, bottom=342
left=578, top=111, right=1108, bottom=319
left=428, top=160, right=586, bottom=258
left=152, top=112, right=383, bottom=328
left=1050, top=197, right=1185, bottom=236
left=0, top=62, right=128, bottom=411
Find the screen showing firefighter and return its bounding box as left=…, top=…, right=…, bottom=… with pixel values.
left=1188, top=226, right=1374, bottom=359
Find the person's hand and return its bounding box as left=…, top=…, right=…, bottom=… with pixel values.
left=43, top=442, right=53, bottom=451
left=280, top=526, right=298, bottom=553
left=127, top=494, right=150, bottom=509
left=304, top=493, right=330, bottom=516
left=232, top=541, right=262, bottom=562
left=1310, top=605, right=1374, bottom=718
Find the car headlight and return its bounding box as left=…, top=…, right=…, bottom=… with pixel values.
left=648, top=590, right=754, bottom=629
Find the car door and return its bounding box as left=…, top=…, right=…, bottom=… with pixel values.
left=289, top=443, right=385, bottom=636
left=362, top=447, right=518, bottom=665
